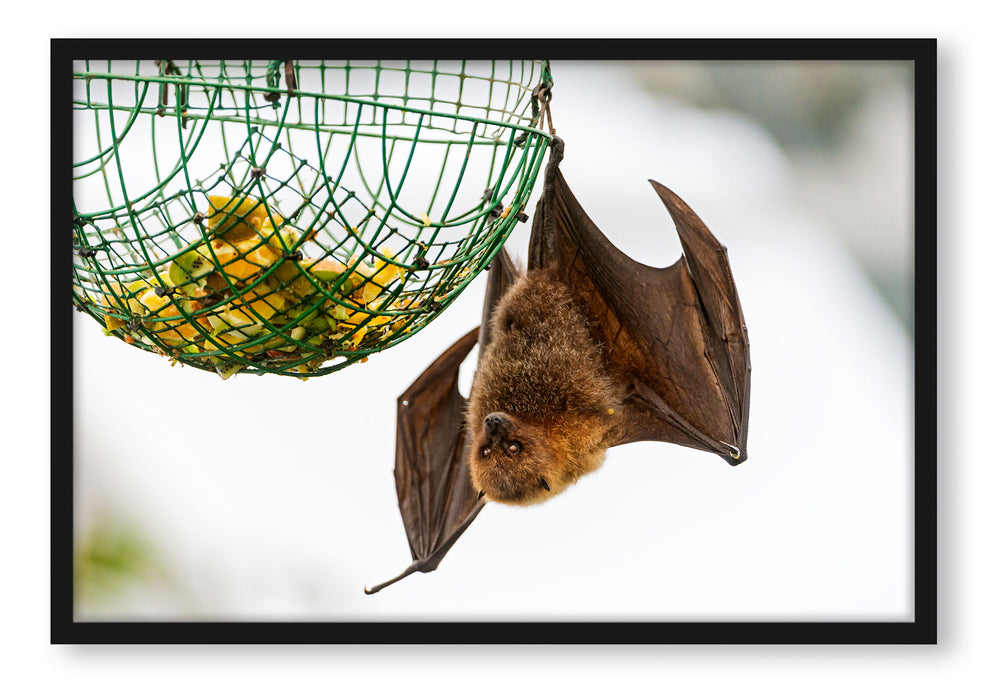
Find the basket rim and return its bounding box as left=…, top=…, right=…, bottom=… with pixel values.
left=73, top=61, right=554, bottom=137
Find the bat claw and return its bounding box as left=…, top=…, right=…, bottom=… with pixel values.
left=719, top=441, right=742, bottom=460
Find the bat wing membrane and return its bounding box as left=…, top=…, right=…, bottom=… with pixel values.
left=529, top=138, right=750, bottom=463
left=366, top=249, right=519, bottom=593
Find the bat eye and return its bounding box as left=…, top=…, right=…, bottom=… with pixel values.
left=482, top=446, right=492, bottom=458
left=507, top=441, right=521, bottom=454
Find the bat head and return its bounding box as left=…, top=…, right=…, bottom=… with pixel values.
left=468, top=410, right=608, bottom=506
left=468, top=411, right=559, bottom=505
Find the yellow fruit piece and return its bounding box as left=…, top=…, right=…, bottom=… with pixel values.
left=274, top=259, right=315, bottom=299
left=344, top=297, right=393, bottom=329
left=219, top=306, right=256, bottom=327
left=242, top=283, right=289, bottom=318
left=103, top=315, right=126, bottom=332
left=157, top=321, right=203, bottom=346
left=145, top=302, right=205, bottom=347
left=206, top=239, right=242, bottom=276
left=346, top=325, right=369, bottom=347
left=241, top=238, right=280, bottom=268
left=220, top=283, right=288, bottom=327
left=342, top=259, right=368, bottom=299
left=207, top=237, right=279, bottom=282
left=201, top=336, right=235, bottom=352
left=208, top=194, right=283, bottom=243
left=310, top=257, right=347, bottom=282
left=101, top=279, right=153, bottom=314
left=351, top=247, right=402, bottom=304
left=138, top=287, right=169, bottom=313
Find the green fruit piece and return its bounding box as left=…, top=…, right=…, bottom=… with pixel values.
left=303, top=315, right=328, bottom=334
left=334, top=278, right=356, bottom=297
left=287, top=304, right=319, bottom=325
left=206, top=314, right=232, bottom=334
left=213, top=363, right=243, bottom=380
left=301, top=314, right=338, bottom=335
left=265, top=313, right=291, bottom=328
left=264, top=223, right=303, bottom=252
left=123, top=282, right=153, bottom=314
left=167, top=260, right=192, bottom=288
left=305, top=257, right=345, bottom=283
left=175, top=297, right=201, bottom=315
left=170, top=247, right=215, bottom=284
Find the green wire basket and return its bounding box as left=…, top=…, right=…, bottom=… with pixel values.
left=73, top=59, right=554, bottom=379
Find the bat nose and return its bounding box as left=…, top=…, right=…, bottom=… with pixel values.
left=484, top=412, right=508, bottom=437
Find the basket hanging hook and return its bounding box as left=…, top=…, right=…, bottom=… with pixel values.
left=535, top=80, right=555, bottom=136
left=264, top=60, right=298, bottom=105
left=155, top=60, right=188, bottom=127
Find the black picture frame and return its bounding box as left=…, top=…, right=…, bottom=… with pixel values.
left=53, top=37, right=936, bottom=645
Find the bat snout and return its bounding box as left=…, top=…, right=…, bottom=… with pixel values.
left=483, top=412, right=512, bottom=438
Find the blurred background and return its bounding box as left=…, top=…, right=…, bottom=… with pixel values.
left=73, top=60, right=913, bottom=622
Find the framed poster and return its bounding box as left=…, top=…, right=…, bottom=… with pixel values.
left=55, top=37, right=934, bottom=644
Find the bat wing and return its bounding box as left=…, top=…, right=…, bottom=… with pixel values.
left=529, top=138, right=750, bottom=463
left=366, top=249, right=519, bottom=594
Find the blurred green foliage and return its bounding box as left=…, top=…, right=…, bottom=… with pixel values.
left=74, top=518, right=152, bottom=603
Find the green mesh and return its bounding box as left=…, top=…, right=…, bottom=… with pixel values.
left=72, top=59, right=553, bottom=379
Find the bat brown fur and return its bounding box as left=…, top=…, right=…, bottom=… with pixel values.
left=466, top=269, right=622, bottom=505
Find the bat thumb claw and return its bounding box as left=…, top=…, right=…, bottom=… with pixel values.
left=718, top=441, right=745, bottom=463
left=719, top=441, right=740, bottom=458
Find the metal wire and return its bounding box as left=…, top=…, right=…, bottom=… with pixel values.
left=73, top=59, right=553, bottom=378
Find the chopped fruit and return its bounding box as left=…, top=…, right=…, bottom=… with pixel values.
left=103, top=314, right=126, bottom=332
left=168, top=246, right=215, bottom=288
left=208, top=194, right=282, bottom=243
left=101, top=279, right=154, bottom=314
left=138, top=287, right=169, bottom=313
left=98, top=194, right=417, bottom=378
left=260, top=220, right=307, bottom=251
left=240, top=237, right=281, bottom=268
left=207, top=239, right=257, bottom=282
left=309, top=257, right=346, bottom=283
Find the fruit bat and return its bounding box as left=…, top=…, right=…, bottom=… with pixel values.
left=365, top=137, right=750, bottom=594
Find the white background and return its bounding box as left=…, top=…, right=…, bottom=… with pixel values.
left=3, top=3, right=980, bottom=698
